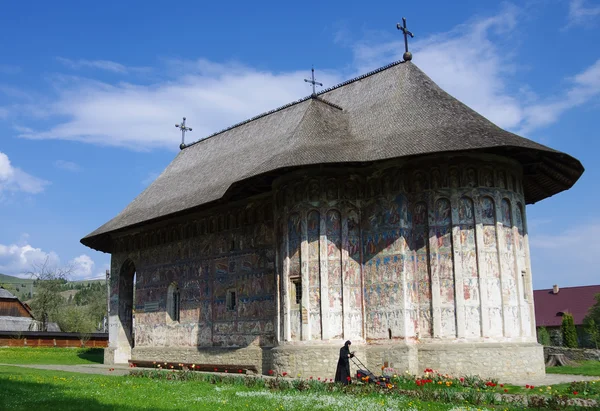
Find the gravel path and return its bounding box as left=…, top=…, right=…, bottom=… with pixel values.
left=0, top=363, right=131, bottom=376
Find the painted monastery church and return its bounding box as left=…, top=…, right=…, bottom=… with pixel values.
left=82, top=59, right=583, bottom=379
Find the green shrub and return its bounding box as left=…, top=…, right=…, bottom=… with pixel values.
left=561, top=313, right=579, bottom=348
left=537, top=326, right=551, bottom=346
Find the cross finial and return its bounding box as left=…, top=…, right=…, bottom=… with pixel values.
left=175, top=117, right=193, bottom=150
left=304, top=66, right=323, bottom=96
left=396, top=17, right=414, bottom=62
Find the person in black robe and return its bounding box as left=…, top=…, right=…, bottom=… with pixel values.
left=334, top=340, right=354, bottom=385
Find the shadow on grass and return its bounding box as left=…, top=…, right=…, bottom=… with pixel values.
left=77, top=348, right=104, bottom=364
left=0, top=370, right=167, bottom=411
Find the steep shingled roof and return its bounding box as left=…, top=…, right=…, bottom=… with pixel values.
left=81, top=61, right=584, bottom=253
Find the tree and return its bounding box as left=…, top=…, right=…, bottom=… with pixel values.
left=57, top=305, right=96, bottom=334
left=561, top=312, right=579, bottom=348
left=584, top=318, right=600, bottom=349
left=537, top=326, right=551, bottom=346
left=585, top=293, right=600, bottom=326
left=28, top=258, right=71, bottom=331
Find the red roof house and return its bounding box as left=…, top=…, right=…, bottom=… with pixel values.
left=534, top=284, right=600, bottom=327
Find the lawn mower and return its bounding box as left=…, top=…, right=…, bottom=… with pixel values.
left=351, top=355, right=391, bottom=387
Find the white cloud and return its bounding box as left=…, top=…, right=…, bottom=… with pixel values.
left=0, top=238, right=106, bottom=281
left=16, top=60, right=343, bottom=150
left=69, top=255, right=94, bottom=279
left=0, top=151, right=50, bottom=196
left=530, top=221, right=600, bottom=288
left=0, top=107, right=7, bottom=119
left=567, top=0, right=600, bottom=28
left=54, top=160, right=81, bottom=172
left=56, top=57, right=129, bottom=74
left=0, top=242, right=60, bottom=277
left=519, top=59, right=600, bottom=134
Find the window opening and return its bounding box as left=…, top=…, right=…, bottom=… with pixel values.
left=291, top=278, right=302, bottom=305
left=226, top=289, right=237, bottom=311
left=167, top=283, right=181, bottom=322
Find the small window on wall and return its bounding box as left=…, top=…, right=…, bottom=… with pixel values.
left=226, top=289, right=237, bottom=311
left=291, top=278, right=302, bottom=305
left=167, top=283, right=181, bottom=322
left=522, top=270, right=530, bottom=301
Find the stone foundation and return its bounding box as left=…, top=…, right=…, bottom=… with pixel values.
left=131, top=346, right=272, bottom=374
left=271, top=342, right=544, bottom=380
left=417, top=342, right=545, bottom=380
left=111, top=341, right=545, bottom=380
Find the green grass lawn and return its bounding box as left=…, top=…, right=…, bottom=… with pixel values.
left=547, top=361, right=600, bottom=376
left=0, top=366, right=506, bottom=411
left=0, top=347, right=103, bottom=365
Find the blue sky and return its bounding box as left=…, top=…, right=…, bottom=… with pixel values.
left=0, top=0, right=598, bottom=289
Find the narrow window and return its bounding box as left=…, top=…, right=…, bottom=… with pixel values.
left=226, top=289, right=237, bottom=311
left=291, top=278, right=302, bottom=305
left=167, top=283, right=180, bottom=322
left=522, top=270, right=529, bottom=301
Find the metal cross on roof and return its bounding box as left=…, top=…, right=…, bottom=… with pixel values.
left=396, top=17, right=414, bottom=62
left=304, top=67, right=323, bottom=96
left=175, top=117, right=193, bottom=150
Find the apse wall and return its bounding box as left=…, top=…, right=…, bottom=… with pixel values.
left=361, top=156, right=535, bottom=342
left=275, top=154, right=535, bottom=346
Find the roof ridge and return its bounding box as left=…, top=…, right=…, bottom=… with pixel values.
left=535, top=284, right=600, bottom=291
left=313, top=96, right=343, bottom=110
left=182, top=60, right=405, bottom=149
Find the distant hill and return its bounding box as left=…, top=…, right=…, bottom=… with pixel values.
left=0, top=272, right=106, bottom=302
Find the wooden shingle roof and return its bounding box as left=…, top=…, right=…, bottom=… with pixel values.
left=82, top=61, right=584, bottom=253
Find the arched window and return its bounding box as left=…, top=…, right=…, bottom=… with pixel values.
left=167, top=283, right=180, bottom=322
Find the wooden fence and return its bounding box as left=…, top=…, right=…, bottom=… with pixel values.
left=0, top=331, right=108, bottom=348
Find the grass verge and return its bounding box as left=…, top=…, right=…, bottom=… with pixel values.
left=547, top=361, right=600, bottom=376
left=0, top=347, right=103, bottom=365
left=0, top=365, right=540, bottom=411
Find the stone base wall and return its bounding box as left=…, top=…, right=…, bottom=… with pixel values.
left=270, top=342, right=544, bottom=381
left=132, top=346, right=272, bottom=374
left=417, top=342, right=545, bottom=380
left=544, top=346, right=600, bottom=362
left=105, top=341, right=545, bottom=381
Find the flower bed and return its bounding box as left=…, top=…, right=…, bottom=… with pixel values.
left=129, top=367, right=600, bottom=409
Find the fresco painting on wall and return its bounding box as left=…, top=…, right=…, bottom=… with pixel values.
left=307, top=210, right=322, bottom=340
left=413, top=202, right=432, bottom=338
left=458, top=197, right=481, bottom=338
left=327, top=210, right=343, bottom=339
left=479, top=197, right=503, bottom=336
left=500, top=199, right=520, bottom=336
left=288, top=213, right=302, bottom=340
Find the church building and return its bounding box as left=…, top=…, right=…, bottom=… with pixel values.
left=81, top=58, right=583, bottom=379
